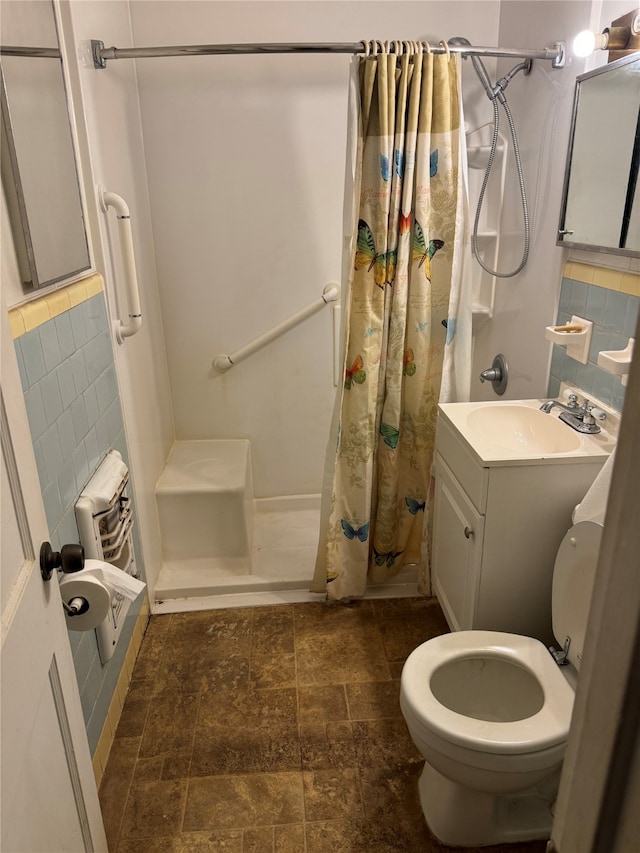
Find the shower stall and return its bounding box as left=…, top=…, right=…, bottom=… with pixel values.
left=74, top=1, right=573, bottom=612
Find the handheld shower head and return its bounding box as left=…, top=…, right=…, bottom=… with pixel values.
left=448, top=36, right=532, bottom=277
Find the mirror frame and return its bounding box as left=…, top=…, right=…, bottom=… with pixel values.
left=0, top=4, right=92, bottom=291
left=557, top=52, right=640, bottom=259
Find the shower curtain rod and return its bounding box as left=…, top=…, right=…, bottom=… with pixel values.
left=89, top=39, right=566, bottom=69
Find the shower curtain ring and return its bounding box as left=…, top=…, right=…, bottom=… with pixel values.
left=439, top=40, right=451, bottom=60
left=383, top=41, right=391, bottom=55
left=361, top=40, right=370, bottom=57
left=423, top=40, right=431, bottom=54
left=393, top=40, right=402, bottom=57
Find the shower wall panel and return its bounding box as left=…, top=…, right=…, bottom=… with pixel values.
left=130, top=0, right=501, bottom=497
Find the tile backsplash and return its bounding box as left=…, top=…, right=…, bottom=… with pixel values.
left=548, top=269, right=639, bottom=412
left=10, top=275, right=141, bottom=754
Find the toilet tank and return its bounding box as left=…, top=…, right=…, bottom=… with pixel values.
left=552, top=520, right=603, bottom=671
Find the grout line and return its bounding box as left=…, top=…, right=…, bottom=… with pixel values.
left=180, top=692, right=202, bottom=835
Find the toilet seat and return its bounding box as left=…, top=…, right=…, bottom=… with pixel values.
left=401, top=631, right=574, bottom=756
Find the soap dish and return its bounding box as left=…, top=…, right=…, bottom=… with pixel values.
left=545, top=315, right=593, bottom=364
left=598, top=338, right=634, bottom=386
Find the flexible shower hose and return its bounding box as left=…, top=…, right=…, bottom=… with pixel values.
left=471, top=96, right=530, bottom=278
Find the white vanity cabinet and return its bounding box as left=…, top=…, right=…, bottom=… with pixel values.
left=432, top=407, right=608, bottom=645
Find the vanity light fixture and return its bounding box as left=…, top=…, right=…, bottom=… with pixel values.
left=573, top=14, right=640, bottom=57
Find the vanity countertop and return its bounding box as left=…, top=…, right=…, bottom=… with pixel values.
left=438, top=398, right=615, bottom=467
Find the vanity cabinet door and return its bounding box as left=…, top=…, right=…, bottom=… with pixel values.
left=432, top=455, right=485, bottom=631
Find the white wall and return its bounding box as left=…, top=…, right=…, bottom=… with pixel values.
left=63, top=0, right=174, bottom=592
left=470, top=0, right=593, bottom=402
left=129, top=0, right=501, bottom=497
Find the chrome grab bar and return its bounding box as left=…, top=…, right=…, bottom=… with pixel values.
left=213, top=283, right=339, bottom=373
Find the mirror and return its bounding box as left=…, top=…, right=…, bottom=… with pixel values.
left=0, top=0, right=90, bottom=290
left=558, top=52, right=640, bottom=257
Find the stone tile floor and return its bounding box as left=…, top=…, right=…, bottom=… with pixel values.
left=100, top=597, right=548, bottom=852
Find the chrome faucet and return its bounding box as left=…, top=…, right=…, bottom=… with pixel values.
left=539, top=393, right=580, bottom=414
left=540, top=394, right=606, bottom=434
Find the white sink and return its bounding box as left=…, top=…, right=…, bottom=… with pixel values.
left=467, top=405, right=582, bottom=454
left=437, top=398, right=614, bottom=465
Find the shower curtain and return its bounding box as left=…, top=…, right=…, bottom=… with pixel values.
left=312, top=44, right=470, bottom=601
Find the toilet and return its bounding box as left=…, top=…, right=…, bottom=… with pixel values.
left=400, top=519, right=602, bottom=847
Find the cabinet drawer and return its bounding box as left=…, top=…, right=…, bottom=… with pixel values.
left=435, top=415, right=489, bottom=512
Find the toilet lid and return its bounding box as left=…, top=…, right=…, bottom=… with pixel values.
left=401, top=631, right=574, bottom=755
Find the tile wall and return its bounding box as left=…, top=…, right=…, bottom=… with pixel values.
left=9, top=274, right=144, bottom=756
left=548, top=262, right=639, bottom=411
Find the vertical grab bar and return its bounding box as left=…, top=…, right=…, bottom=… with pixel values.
left=98, top=185, right=142, bottom=343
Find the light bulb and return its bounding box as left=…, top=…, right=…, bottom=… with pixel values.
left=572, top=30, right=609, bottom=57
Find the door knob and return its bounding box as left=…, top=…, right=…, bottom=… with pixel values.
left=40, top=542, right=85, bottom=581
left=464, top=526, right=474, bottom=539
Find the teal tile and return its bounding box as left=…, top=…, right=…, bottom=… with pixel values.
left=58, top=456, right=77, bottom=511
left=71, top=631, right=98, bottom=689
left=550, top=344, right=565, bottom=377
left=56, top=359, right=76, bottom=410
left=70, top=349, right=89, bottom=396
left=107, top=399, right=124, bottom=444
left=585, top=285, right=607, bottom=324
left=589, top=327, right=611, bottom=366
left=70, top=397, right=89, bottom=444
left=72, top=441, right=89, bottom=492
left=83, top=339, right=100, bottom=384
left=83, top=295, right=108, bottom=339
left=33, top=439, right=48, bottom=487
left=603, top=291, right=629, bottom=332
left=84, top=428, right=101, bottom=474
left=14, top=343, right=29, bottom=391
left=83, top=384, right=100, bottom=429
left=39, top=320, right=62, bottom=372
left=561, top=354, right=578, bottom=385
left=20, top=330, right=47, bottom=387
left=95, top=417, right=110, bottom=457
left=42, top=480, right=63, bottom=531
left=558, top=279, right=572, bottom=314
left=40, top=372, right=63, bottom=427
left=24, top=384, right=48, bottom=440
left=574, top=361, right=595, bottom=394
left=547, top=375, right=560, bottom=398
left=70, top=303, right=89, bottom=349
left=612, top=377, right=626, bottom=412
left=96, top=364, right=118, bottom=414
left=56, top=507, right=80, bottom=551
left=568, top=280, right=588, bottom=315
left=591, top=368, right=615, bottom=406
left=95, top=331, right=113, bottom=373
left=610, top=332, right=629, bottom=354
left=79, top=648, right=103, bottom=724
left=55, top=312, right=75, bottom=361
left=57, top=409, right=77, bottom=461
left=623, top=296, right=639, bottom=339
left=40, top=423, right=64, bottom=483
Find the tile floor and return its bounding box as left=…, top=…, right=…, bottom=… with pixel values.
left=99, top=597, right=548, bottom=852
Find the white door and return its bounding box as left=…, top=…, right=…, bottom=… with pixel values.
left=1, top=302, right=107, bottom=852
